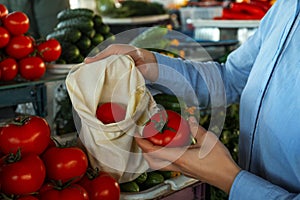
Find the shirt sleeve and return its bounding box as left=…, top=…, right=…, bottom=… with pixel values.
left=229, top=170, right=300, bottom=200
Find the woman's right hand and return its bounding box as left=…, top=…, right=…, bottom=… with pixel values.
left=84, top=44, right=159, bottom=82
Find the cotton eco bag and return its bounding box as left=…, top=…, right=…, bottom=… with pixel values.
left=65, top=55, right=157, bottom=183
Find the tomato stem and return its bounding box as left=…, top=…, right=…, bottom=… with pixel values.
left=151, top=110, right=178, bottom=134
left=85, top=167, right=100, bottom=180
left=11, top=115, right=30, bottom=126
left=0, top=193, right=14, bottom=200
left=4, top=148, right=22, bottom=164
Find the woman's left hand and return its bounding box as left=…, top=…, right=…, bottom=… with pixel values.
left=135, top=116, right=241, bottom=194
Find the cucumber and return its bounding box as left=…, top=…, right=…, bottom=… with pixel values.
left=157, top=171, right=181, bottom=179
left=46, top=27, right=81, bottom=43
left=93, top=14, right=103, bottom=27
left=130, top=26, right=168, bottom=47
left=119, top=181, right=140, bottom=192
left=84, top=29, right=96, bottom=39
left=134, top=172, right=147, bottom=185
left=57, top=8, right=94, bottom=21
left=60, top=42, right=81, bottom=63
left=57, top=16, right=94, bottom=32
left=95, top=23, right=110, bottom=34
left=91, top=33, right=104, bottom=45
left=76, top=35, right=92, bottom=51
left=70, top=54, right=85, bottom=63
left=154, top=94, right=180, bottom=103
left=140, top=171, right=164, bottom=190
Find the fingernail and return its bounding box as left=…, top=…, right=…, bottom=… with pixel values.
left=188, top=116, right=197, bottom=124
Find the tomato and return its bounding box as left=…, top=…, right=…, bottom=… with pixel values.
left=17, top=195, right=39, bottom=200
left=0, top=26, right=10, bottom=48
left=0, top=57, right=18, bottom=81
left=3, top=11, right=29, bottom=35
left=0, top=4, right=8, bottom=19
left=78, top=169, right=120, bottom=200
left=0, top=115, right=51, bottom=155
left=0, top=153, right=46, bottom=195
left=19, top=56, right=46, bottom=80
left=96, top=102, right=127, bottom=124
left=6, top=35, right=34, bottom=59
left=37, top=38, right=62, bottom=62
left=42, top=146, right=88, bottom=184
left=142, top=110, right=191, bottom=147
left=39, top=184, right=89, bottom=200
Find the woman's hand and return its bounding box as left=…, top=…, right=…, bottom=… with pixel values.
left=135, top=116, right=241, bottom=194
left=84, top=44, right=159, bottom=82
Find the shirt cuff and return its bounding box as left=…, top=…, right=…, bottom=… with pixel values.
left=229, top=170, right=292, bottom=200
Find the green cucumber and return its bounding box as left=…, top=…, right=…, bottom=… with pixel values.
left=157, top=171, right=181, bottom=179
left=91, top=33, right=104, bottom=45
left=57, top=8, right=94, bottom=21
left=46, top=27, right=81, bottom=43
left=120, top=181, right=140, bottom=192
left=95, top=23, right=110, bottom=34
left=84, top=29, right=96, bottom=39
left=76, top=35, right=92, bottom=51
left=57, top=16, right=94, bottom=32
left=154, top=94, right=180, bottom=103
left=134, top=172, right=147, bottom=185
left=60, top=42, right=81, bottom=63
left=93, top=14, right=103, bottom=27
left=141, top=171, right=164, bottom=190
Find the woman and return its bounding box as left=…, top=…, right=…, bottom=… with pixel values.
left=85, top=0, right=300, bottom=198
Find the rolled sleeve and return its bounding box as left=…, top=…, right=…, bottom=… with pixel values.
left=229, top=170, right=299, bottom=200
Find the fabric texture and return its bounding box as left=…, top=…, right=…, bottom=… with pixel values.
left=66, top=55, right=157, bottom=183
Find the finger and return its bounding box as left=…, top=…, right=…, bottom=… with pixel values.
left=84, top=47, right=113, bottom=63
left=135, top=135, right=188, bottom=165
left=188, top=116, right=207, bottom=143
left=142, top=153, right=180, bottom=172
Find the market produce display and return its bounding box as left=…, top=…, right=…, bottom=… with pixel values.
left=46, top=8, right=114, bottom=64
left=0, top=4, right=62, bottom=82
left=97, top=0, right=167, bottom=18
left=0, top=115, right=121, bottom=200
left=215, top=0, right=272, bottom=20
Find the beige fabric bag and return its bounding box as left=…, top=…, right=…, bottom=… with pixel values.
left=65, top=55, right=157, bottom=183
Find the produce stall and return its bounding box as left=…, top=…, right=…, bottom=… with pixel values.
left=0, top=0, right=273, bottom=199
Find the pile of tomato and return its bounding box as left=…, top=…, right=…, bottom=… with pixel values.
left=0, top=4, right=62, bottom=82
left=0, top=115, right=120, bottom=200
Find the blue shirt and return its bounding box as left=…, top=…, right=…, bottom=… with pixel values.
left=149, top=0, right=300, bottom=199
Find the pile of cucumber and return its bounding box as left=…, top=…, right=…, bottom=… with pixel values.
left=46, top=8, right=114, bottom=64
left=120, top=170, right=181, bottom=193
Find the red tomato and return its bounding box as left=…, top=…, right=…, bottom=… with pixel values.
left=19, top=56, right=46, bottom=80
left=142, top=110, right=191, bottom=147
left=0, top=115, right=51, bottom=155
left=42, top=146, right=89, bottom=184
left=17, top=196, right=39, bottom=200
left=37, top=38, right=62, bottom=62
left=3, top=11, right=29, bottom=35
left=39, top=184, right=89, bottom=200
left=0, top=4, right=8, bottom=19
left=0, top=26, right=10, bottom=48
left=0, top=153, right=46, bottom=195
left=79, top=169, right=120, bottom=200
left=6, top=35, right=34, bottom=59
left=0, top=57, right=18, bottom=81
left=96, top=102, right=127, bottom=124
